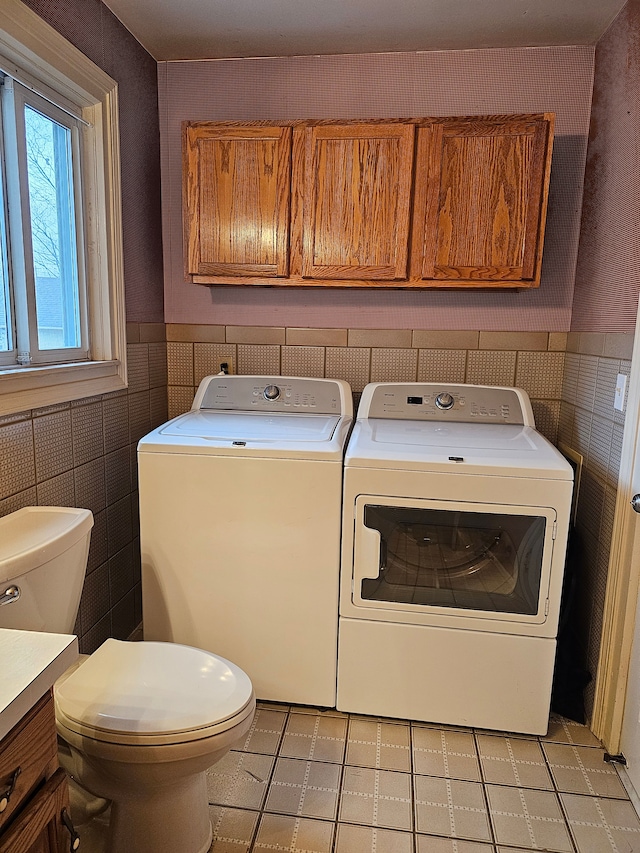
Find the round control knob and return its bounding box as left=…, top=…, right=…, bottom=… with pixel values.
left=263, top=384, right=281, bottom=401
left=435, top=392, right=455, bottom=410
left=631, top=494, right=640, bottom=513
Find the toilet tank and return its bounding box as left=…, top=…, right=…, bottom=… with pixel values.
left=0, top=506, right=93, bottom=634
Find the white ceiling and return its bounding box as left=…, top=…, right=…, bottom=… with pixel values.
left=102, top=0, right=627, bottom=62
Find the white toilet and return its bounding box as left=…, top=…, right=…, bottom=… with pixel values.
left=0, top=505, right=256, bottom=853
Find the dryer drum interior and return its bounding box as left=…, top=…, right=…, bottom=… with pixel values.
left=361, top=505, right=545, bottom=615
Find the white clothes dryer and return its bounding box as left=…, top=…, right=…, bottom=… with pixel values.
left=337, top=382, right=573, bottom=734
left=139, top=375, right=352, bottom=707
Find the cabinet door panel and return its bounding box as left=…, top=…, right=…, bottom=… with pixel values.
left=0, top=768, right=69, bottom=853
left=184, top=124, right=291, bottom=278
left=302, top=124, right=414, bottom=280
left=414, top=116, right=553, bottom=286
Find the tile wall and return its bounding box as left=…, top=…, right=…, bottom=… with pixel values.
left=0, top=323, right=167, bottom=654
left=166, top=325, right=568, bottom=444
left=558, top=331, right=634, bottom=716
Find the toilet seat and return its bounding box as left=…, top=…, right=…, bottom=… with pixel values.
left=55, top=639, right=255, bottom=746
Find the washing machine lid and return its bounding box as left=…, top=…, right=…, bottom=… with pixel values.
left=55, top=640, right=254, bottom=736
left=345, top=419, right=573, bottom=480
left=138, top=410, right=350, bottom=460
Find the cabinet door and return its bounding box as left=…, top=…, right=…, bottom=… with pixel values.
left=184, top=123, right=292, bottom=279
left=0, top=768, right=70, bottom=853
left=413, top=115, right=554, bottom=287
left=301, top=123, right=415, bottom=280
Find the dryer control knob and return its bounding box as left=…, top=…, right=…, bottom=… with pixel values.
left=263, top=384, right=281, bottom=401
left=435, top=392, right=455, bottom=410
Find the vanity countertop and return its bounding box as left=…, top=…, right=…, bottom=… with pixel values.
left=0, top=628, right=78, bottom=740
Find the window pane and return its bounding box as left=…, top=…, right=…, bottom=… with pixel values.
left=24, top=105, right=80, bottom=350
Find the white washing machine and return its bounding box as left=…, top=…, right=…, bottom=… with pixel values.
left=139, top=375, right=352, bottom=707
left=337, top=382, right=573, bottom=735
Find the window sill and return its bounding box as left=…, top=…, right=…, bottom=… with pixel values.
left=0, top=359, right=127, bottom=416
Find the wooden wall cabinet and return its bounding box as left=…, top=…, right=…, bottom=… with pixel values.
left=184, top=114, right=554, bottom=289
left=411, top=115, right=554, bottom=287
left=0, top=694, right=76, bottom=853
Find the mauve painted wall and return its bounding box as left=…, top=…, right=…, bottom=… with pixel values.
left=159, top=47, right=594, bottom=331
left=23, top=0, right=164, bottom=324
left=571, top=0, right=640, bottom=333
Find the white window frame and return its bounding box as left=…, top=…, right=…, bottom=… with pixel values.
left=0, top=0, right=126, bottom=416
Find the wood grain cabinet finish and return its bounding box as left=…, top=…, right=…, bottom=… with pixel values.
left=183, top=115, right=554, bottom=289
left=0, top=694, right=72, bottom=853
left=411, top=114, right=554, bottom=287
left=184, top=123, right=292, bottom=279
left=297, top=123, right=415, bottom=281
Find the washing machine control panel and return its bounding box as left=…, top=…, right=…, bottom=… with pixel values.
left=364, top=383, right=533, bottom=425
left=195, top=376, right=346, bottom=414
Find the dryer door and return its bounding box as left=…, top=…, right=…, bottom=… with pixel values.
left=351, top=495, right=558, bottom=628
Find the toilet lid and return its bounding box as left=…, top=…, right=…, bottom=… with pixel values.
left=55, top=639, right=254, bottom=737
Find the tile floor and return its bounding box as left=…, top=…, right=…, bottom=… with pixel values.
left=200, top=701, right=640, bottom=853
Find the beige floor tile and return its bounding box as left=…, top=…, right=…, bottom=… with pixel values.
left=237, top=707, right=287, bottom=754
left=486, top=784, right=573, bottom=851
left=294, top=705, right=348, bottom=718
left=264, top=757, right=341, bottom=819
left=253, top=814, right=334, bottom=852
left=561, top=793, right=640, bottom=853
left=414, top=776, right=491, bottom=842
left=346, top=718, right=412, bottom=771
left=256, top=700, right=291, bottom=712
left=209, top=806, right=259, bottom=852
left=417, top=838, right=493, bottom=853
left=412, top=727, right=481, bottom=781
left=280, top=712, right=347, bottom=763
left=339, top=766, right=413, bottom=830
left=543, top=742, right=628, bottom=798
left=206, top=752, right=274, bottom=809
left=335, top=823, right=414, bottom=853
left=543, top=714, right=601, bottom=747
left=477, top=734, right=553, bottom=789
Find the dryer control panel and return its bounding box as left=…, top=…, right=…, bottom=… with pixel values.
left=361, top=383, right=535, bottom=426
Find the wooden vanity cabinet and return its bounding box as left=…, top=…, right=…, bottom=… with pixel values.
left=0, top=693, right=74, bottom=853
left=411, top=114, right=554, bottom=288
left=184, top=114, right=554, bottom=289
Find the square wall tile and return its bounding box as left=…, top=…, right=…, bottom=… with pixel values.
left=0, top=487, right=37, bottom=518
left=370, top=348, right=418, bottom=383
left=417, top=349, right=467, bottom=383
left=281, top=346, right=325, bottom=378
left=102, top=394, right=130, bottom=453
left=516, top=351, right=565, bottom=399
left=126, top=343, right=150, bottom=392
left=71, top=402, right=104, bottom=466
left=237, top=344, right=280, bottom=376
left=193, top=343, right=237, bottom=384
left=325, top=347, right=370, bottom=392
left=465, top=350, right=516, bottom=387
left=530, top=400, right=560, bottom=443
left=128, top=392, right=151, bottom=444
left=168, top=386, right=195, bottom=419
left=148, top=341, right=168, bottom=388
left=0, top=419, right=35, bottom=500
left=36, top=471, right=75, bottom=507
left=33, top=409, right=73, bottom=482
left=417, top=838, right=494, bottom=853
left=167, top=341, right=194, bottom=386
